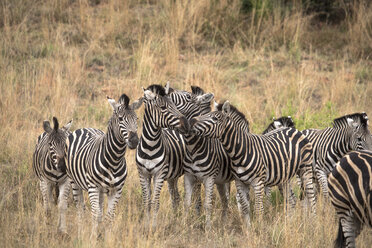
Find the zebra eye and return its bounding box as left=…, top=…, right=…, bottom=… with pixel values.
left=357, top=137, right=363, bottom=142
left=118, top=116, right=124, bottom=121
left=212, top=117, right=218, bottom=121
left=160, top=105, right=167, bottom=110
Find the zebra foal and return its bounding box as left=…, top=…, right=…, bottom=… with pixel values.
left=64, top=94, right=142, bottom=237
left=328, top=150, right=372, bottom=248
left=33, top=117, right=72, bottom=233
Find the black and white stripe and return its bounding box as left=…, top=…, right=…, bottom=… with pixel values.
left=304, top=113, right=372, bottom=199
left=136, top=84, right=189, bottom=229
left=169, top=85, right=233, bottom=229
left=190, top=101, right=316, bottom=227
left=64, top=94, right=142, bottom=236
left=32, top=117, right=72, bottom=233
left=328, top=150, right=372, bottom=248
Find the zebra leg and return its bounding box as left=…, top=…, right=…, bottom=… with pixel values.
left=216, top=183, right=229, bottom=222
left=167, top=178, right=180, bottom=212
left=339, top=212, right=357, bottom=248
left=278, top=183, right=296, bottom=212
left=184, top=174, right=196, bottom=216
left=71, top=181, right=85, bottom=237
left=264, top=186, right=272, bottom=197
left=57, top=178, right=71, bottom=234
left=138, top=173, right=151, bottom=226
left=203, top=177, right=215, bottom=231
left=252, top=178, right=265, bottom=218
left=193, top=181, right=202, bottom=216
left=88, top=186, right=103, bottom=239
left=151, top=175, right=165, bottom=230
left=104, top=188, right=123, bottom=230
left=299, top=166, right=317, bottom=215
left=40, top=180, right=53, bottom=217
left=316, top=169, right=329, bottom=200
left=235, top=180, right=251, bottom=228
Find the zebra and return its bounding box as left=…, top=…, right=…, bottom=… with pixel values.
left=261, top=116, right=299, bottom=208
left=190, top=101, right=316, bottom=227
left=168, top=85, right=233, bottom=229
left=328, top=150, right=372, bottom=248
left=63, top=94, right=142, bottom=237
left=136, top=84, right=189, bottom=229
left=304, top=113, right=372, bottom=199
left=32, top=117, right=72, bottom=233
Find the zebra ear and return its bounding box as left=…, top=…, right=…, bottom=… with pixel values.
left=131, top=97, right=144, bottom=110
left=212, top=100, right=219, bottom=111
left=52, top=117, right=59, bottom=131
left=196, top=93, right=214, bottom=103
left=43, top=120, right=53, bottom=133
left=347, top=118, right=359, bottom=130
left=107, top=96, right=118, bottom=111
left=273, top=121, right=282, bottom=129
left=164, top=81, right=170, bottom=95
left=143, top=89, right=156, bottom=100
left=222, top=101, right=230, bottom=114
left=62, top=119, right=73, bottom=132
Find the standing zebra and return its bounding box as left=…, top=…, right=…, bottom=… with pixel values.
left=64, top=94, right=142, bottom=237
left=328, top=150, right=372, bottom=248
left=169, top=85, right=233, bottom=229
left=262, top=116, right=298, bottom=208
left=304, top=113, right=372, bottom=199
left=33, top=117, right=72, bottom=233
left=190, top=101, right=316, bottom=227
left=136, top=84, right=189, bottom=229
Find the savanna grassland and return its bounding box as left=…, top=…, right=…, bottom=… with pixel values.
left=1, top=0, right=372, bottom=247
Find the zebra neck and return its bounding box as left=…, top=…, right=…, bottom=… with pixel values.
left=332, top=127, right=353, bottom=154
left=182, top=132, right=204, bottom=151
left=140, top=112, right=163, bottom=145
left=102, top=120, right=127, bottom=165
left=220, top=120, right=251, bottom=159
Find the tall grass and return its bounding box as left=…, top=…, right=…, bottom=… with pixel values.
left=0, top=0, right=371, bottom=247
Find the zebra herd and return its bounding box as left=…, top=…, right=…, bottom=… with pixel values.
left=32, top=83, right=372, bottom=247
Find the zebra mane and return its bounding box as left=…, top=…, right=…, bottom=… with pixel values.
left=216, top=103, right=249, bottom=126
left=333, top=113, right=369, bottom=128
left=146, top=84, right=167, bottom=96
left=118, top=94, right=130, bottom=107
left=191, top=86, right=204, bottom=96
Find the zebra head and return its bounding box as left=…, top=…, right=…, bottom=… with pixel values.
left=190, top=100, right=233, bottom=139
left=142, top=84, right=189, bottom=133
left=43, top=117, right=72, bottom=171
left=168, top=84, right=214, bottom=120
left=263, top=116, right=295, bottom=134
left=107, top=94, right=142, bottom=149
left=345, top=113, right=372, bottom=151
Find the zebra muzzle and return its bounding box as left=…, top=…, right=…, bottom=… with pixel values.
left=128, top=131, right=139, bottom=149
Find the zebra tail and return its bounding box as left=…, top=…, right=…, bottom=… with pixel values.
left=334, top=220, right=345, bottom=248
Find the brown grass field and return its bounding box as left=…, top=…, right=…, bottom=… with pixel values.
left=0, top=0, right=371, bottom=247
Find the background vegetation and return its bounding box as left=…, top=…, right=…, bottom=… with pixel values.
left=0, top=0, right=371, bottom=247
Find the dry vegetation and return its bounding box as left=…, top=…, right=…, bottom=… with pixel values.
left=0, top=0, right=371, bottom=247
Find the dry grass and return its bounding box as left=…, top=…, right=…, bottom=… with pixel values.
left=1, top=0, right=372, bottom=247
